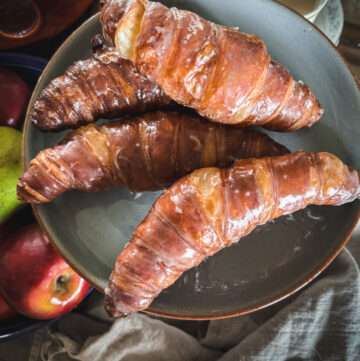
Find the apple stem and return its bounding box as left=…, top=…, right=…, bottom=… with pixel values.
left=54, top=273, right=70, bottom=295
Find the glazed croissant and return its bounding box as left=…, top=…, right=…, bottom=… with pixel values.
left=30, top=35, right=173, bottom=132
left=105, top=151, right=360, bottom=317
left=100, top=0, right=323, bottom=131
left=17, top=111, right=289, bottom=203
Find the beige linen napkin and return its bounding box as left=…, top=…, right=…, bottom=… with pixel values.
left=29, top=306, right=219, bottom=361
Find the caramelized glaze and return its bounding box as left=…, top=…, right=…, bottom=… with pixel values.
left=100, top=0, right=323, bottom=131
left=105, top=151, right=359, bottom=317
left=18, top=111, right=289, bottom=203
left=30, top=37, right=173, bottom=132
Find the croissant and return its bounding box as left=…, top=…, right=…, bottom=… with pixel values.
left=100, top=0, right=323, bottom=131
left=17, top=111, right=289, bottom=203
left=105, top=151, right=360, bottom=317
left=30, top=35, right=173, bottom=132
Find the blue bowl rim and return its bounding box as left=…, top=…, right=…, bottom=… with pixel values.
left=0, top=52, right=48, bottom=73
left=0, top=287, right=94, bottom=342
left=0, top=317, right=58, bottom=343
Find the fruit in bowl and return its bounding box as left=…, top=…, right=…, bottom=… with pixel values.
left=0, top=68, right=31, bottom=129
left=0, top=126, right=24, bottom=223
left=0, top=224, right=91, bottom=320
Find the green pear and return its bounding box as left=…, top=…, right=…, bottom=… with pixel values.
left=0, top=126, right=24, bottom=224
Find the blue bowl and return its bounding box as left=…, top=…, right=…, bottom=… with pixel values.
left=0, top=52, right=47, bottom=89
left=0, top=53, right=52, bottom=342
left=0, top=315, right=57, bottom=342
left=0, top=53, right=92, bottom=342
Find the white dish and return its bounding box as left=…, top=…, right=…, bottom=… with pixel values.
left=314, top=0, right=344, bottom=45
left=306, top=0, right=329, bottom=22
left=275, top=0, right=328, bottom=22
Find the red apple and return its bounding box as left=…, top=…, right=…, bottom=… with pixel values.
left=0, top=224, right=91, bottom=320
left=0, top=294, right=18, bottom=321
left=0, top=68, right=31, bottom=129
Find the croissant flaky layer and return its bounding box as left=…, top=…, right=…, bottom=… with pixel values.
left=18, top=111, right=289, bottom=203
left=30, top=40, right=173, bottom=132
left=105, top=151, right=360, bottom=317
left=100, top=0, right=323, bottom=131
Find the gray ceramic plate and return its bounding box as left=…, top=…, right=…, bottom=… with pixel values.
left=24, top=0, right=360, bottom=319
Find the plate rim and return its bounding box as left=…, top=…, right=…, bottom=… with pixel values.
left=23, top=6, right=360, bottom=320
